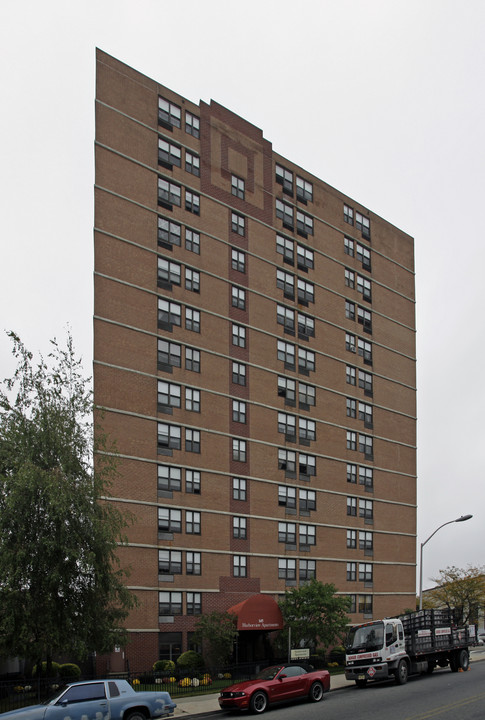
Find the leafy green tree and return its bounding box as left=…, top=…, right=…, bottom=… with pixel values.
left=277, top=579, right=351, bottom=653
left=425, top=565, right=485, bottom=625
left=0, top=331, right=137, bottom=673
left=192, top=611, right=238, bottom=668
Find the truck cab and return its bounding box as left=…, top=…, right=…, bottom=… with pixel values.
left=345, top=619, right=407, bottom=686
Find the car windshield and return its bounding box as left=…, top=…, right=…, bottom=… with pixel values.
left=42, top=684, right=69, bottom=705
left=255, top=666, right=284, bottom=680
left=347, top=622, right=384, bottom=652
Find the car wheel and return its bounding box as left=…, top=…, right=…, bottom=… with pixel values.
left=125, top=712, right=147, bottom=720
left=249, top=690, right=268, bottom=714
left=395, top=660, right=408, bottom=685
left=308, top=681, right=324, bottom=702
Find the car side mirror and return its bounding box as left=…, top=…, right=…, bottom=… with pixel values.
left=278, top=674, right=287, bottom=680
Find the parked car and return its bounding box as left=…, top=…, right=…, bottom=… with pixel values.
left=218, top=663, right=330, bottom=714
left=0, top=679, right=176, bottom=720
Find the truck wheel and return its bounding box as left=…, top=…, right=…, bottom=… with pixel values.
left=249, top=690, right=268, bottom=714
left=355, top=679, right=367, bottom=688
left=308, top=681, right=324, bottom=702
left=395, top=660, right=408, bottom=685
left=427, top=661, right=436, bottom=674
left=458, top=649, right=469, bottom=671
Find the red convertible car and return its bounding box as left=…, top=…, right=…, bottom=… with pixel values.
left=218, top=663, right=330, bottom=714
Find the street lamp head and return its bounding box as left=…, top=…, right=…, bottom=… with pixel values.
left=455, top=514, right=473, bottom=522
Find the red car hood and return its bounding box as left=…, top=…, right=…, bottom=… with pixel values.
left=223, top=679, right=260, bottom=693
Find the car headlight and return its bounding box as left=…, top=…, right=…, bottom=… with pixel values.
left=226, top=692, right=246, bottom=698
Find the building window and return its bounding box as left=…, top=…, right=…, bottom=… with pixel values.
left=277, top=304, right=295, bottom=334
left=359, top=594, right=373, bottom=615
left=158, top=423, right=181, bottom=452
left=299, top=453, right=316, bottom=478
left=347, top=529, right=357, bottom=549
left=347, top=463, right=357, bottom=483
left=232, top=361, right=246, bottom=386
left=185, top=268, right=200, bottom=292
left=299, top=417, right=316, bottom=443
left=232, top=400, right=246, bottom=424
left=346, top=365, right=356, bottom=385
left=185, top=388, right=200, bottom=412
left=357, top=275, right=372, bottom=301
left=299, top=559, right=316, bottom=581
left=158, top=217, right=181, bottom=248
left=231, top=212, right=245, bottom=236
left=232, top=438, right=247, bottom=462
left=356, top=212, right=371, bottom=239
left=297, top=244, right=314, bottom=271
left=159, top=550, right=182, bottom=575
left=278, top=412, right=296, bottom=440
left=296, top=176, right=313, bottom=203
left=359, top=498, right=373, bottom=520
left=185, top=227, right=200, bottom=254
left=185, top=111, right=200, bottom=138
left=275, top=164, right=293, bottom=193
left=158, top=258, right=181, bottom=288
left=158, top=339, right=181, bottom=371
left=276, top=198, right=294, bottom=229
left=158, top=381, right=181, bottom=412
left=233, top=477, right=247, bottom=501
left=359, top=531, right=373, bottom=551
left=158, top=464, right=182, bottom=492
left=344, top=237, right=354, bottom=256
left=185, top=150, right=200, bottom=176
left=358, top=434, right=373, bottom=459
left=347, top=430, right=357, bottom=451
left=359, top=563, right=373, bottom=584
left=345, top=268, right=355, bottom=288
left=298, top=347, right=315, bottom=374
left=233, top=555, right=247, bottom=577
left=346, top=398, right=356, bottom=418
left=186, top=592, right=202, bottom=615
left=158, top=97, right=181, bottom=129
left=297, top=279, right=314, bottom=304
left=298, top=382, right=315, bottom=408
left=359, top=466, right=373, bottom=489
left=358, top=338, right=372, bottom=365
left=277, top=340, right=295, bottom=368
left=359, top=369, right=373, bottom=395
left=185, top=307, right=200, bottom=332
left=233, top=516, right=247, bottom=539
left=358, top=306, right=372, bottom=333
left=232, top=286, right=246, bottom=309
left=356, top=243, right=371, bottom=270
left=299, top=524, right=316, bottom=547
left=186, top=510, right=201, bottom=534
left=278, top=448, right=296, bottom=474
left=299, top=488, right=316, bottom=512
left=185, top=190, right=200, bottom=215
left=348, top=595, right=357, bottom=613
left=158, top=507, right=182, bottom=534
left=158, top=138, right=181, bottom=168
left=278, top=558, right=296, bottom=581
left=344, top=204, right=354, bottom=225
left=186, top=469, right=201, bottom=493
left=358, top=402, right=373, bottom=427
left=296, top=210, right=313, bottom=237
left=278, top=485, right=296, bottom=509
left=231, top=175, right=245, bottom=200
left=278, top=522, right=296, bottom=545
left=276, top=269, right=295, bottom=299
left=346, top=333, right=356, bottom=353
left=276, top=234, right=294, bottom=263
left=186, top=347, right=200, bottom=372
left=159, top=591, right=182, bottom=616
left=231, top=249, right=246, bottom=273
left=345, top=300, right=356, bottom=321
left=297, top=313, right=314, bottom=339
left=347, top=497, right=357, bottom=516
left=232, top=323, right=246, bottom=347
left=185, top=429, right=200, bottom=453
left=347, top=562, right=357, bottom=581
left=158, top=178, right=181, bottom=208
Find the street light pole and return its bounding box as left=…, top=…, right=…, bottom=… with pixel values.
left=419, top=514, right=473, bottom=610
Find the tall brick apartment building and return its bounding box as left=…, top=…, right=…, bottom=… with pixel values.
left=94, top=49, right=416, bottom=670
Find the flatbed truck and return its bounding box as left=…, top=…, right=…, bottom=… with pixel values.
left=345, top=608, right=475, bottom=687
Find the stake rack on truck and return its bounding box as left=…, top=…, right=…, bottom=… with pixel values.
left=345, top=608, right=475, bottom=687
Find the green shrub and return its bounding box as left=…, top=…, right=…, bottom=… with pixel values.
left=32, top=662, right=61, bottom=677
left=176, top=651, right=204, bottom=671
left=58, top=663, right=81, bottom=679
left=328, top=645, right=346, bottom=665
left=153, top=660, right=176, bottom=674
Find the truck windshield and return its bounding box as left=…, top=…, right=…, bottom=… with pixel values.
left=347, top=622, right=384, bottom=652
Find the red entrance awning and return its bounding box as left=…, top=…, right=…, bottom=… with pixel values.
left=227, top=594, right=284, bottom=631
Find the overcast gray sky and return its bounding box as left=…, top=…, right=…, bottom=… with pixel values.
left=1, top=0, right=483, bottom=592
